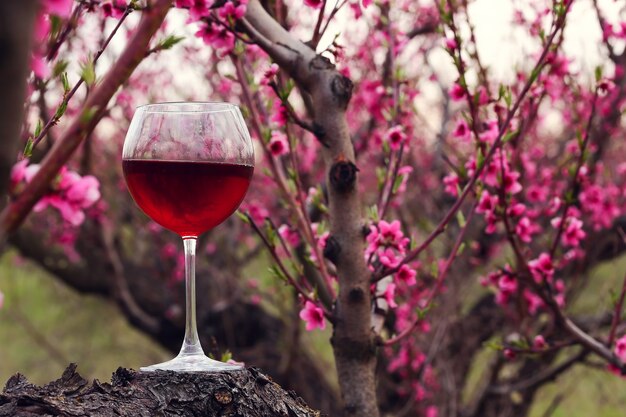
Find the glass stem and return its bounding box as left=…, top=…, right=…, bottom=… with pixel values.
left=179, top=237, right=204, bottom=357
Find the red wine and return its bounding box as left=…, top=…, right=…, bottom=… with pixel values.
left=123, top=159, right=253, bottom=237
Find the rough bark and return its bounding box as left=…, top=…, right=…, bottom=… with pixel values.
left=9, top=225, right=342, bottom=416
left=242, top=3, right=378, bottom=416
left=0, top=364, right=320, bottom=417
left=0, top=1, right=38, bottom=211
left=0, top=0, right=172, bottom=239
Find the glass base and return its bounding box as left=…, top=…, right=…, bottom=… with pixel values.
left=140, top=353, right=243, bottom=372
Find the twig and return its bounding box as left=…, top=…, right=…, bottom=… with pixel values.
left=32, top=6, right=134, bottom=149
left=245, top=213, right=333, bottom=318
left=377, top=4, right=572, bottom=280
left=608, top=271, right=626, bottom=346
left=487, top=349, right=587, bottom=394
left=232, top=55, right=335, bottom=304
left=310, top=0, right=327, bottom=48
left=0, top=0, right=172, bottom=239
left=549, top=87, right=599, bottom=257
left=46, top=2, right=85, bottom=61
left=383, top=199, right=478, bottom=345
left=100, top=219, right=160, bottom=334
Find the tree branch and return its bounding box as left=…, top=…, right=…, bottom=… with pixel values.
left=0, top=0, right=172, bottom=241
left=242, top=2, right=379, bottom=415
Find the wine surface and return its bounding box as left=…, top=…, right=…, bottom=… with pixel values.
left=123, top=159, right=253, bottom=237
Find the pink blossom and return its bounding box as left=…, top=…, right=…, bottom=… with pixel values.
left=189, top=0, right=210, bottom=20
left=101, top=1, right=127, bottom=19
left=175, top=0, right=194, bottom=6
left=478, top=120, right=499, bottom=144
left=383, top=283, right=398, bottom=308
left=553, top=217, right=586, bottom=247
left=395, top=264, right=416, bottom=286
left=46, top=196, right=85, bottom=226
left=31, top=54, right=50, bottom=79
left=507, top=203, right=526, bottom=217
left=299, top=301, right=326, bottom=331
left=218, top=1, right=247, bottom=20
left=533, top=335, right=547, bottom=349
left=444, top=37, right=457, bottom=49
left=43, top=0, right=74, bottom=18
left=244, top=202, right=269, bottom=224
left=609, top=335, right=626, bottom=376
left=268, top=131, right=289, bottom=157
left=261, top=63, right=279, bottom=86
left=10, top=160, right=29, bottom=187
left=476, top=191, right=498, bottom=215
left=34, top=13, right=51, bottom=42
left=476, top=86, right=489, bottom=105
left=503, top=170, right=522, bottom=194
left=195, top=22, right=235, bottom=54
left=361, top=0, right=372, bottom=7
left=515, top=217, right=539, bottom=243
left=503, top=348, right=516, bottom=360
left=385, top=125, right=407, bottom=150
left=378, top=220, right=404, bottom=245
left=271, top=103, right=288, bottom=127
left=426, top=406, right=438, bottom=417
left=379, top=247, right=401, bottom=268
left=449, top=83, right=465, bottom=101
left=65, top=175, right=101, bottom=208
left=526, top=184, right=549, bottom=203
left=453, top=119, right=471, bottom=142
left=528, top=252, right=554, bottom=283
left=524, top=289, right=544, bottom=315
left=304, top=0, right=324, bottom=9
left=443, top=173, right=459, bottom=196
left=278, top=224, right=300, bottom=247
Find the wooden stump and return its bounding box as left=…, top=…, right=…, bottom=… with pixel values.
left=0, top=364, right=321, bottom=417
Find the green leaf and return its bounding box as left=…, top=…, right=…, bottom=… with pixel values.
left=265, top=221, right=277, bottom=247
left=157, top=35, right=185, bottom=51
left=476, top=148, right=485, bottom=170
left=456, top=210, right=466, bottom=228
left=484, top=339, right=504, bottom=351
left=54, top=101, right=68, bottom=119
left=498, top=84, right=506, bottom=100
left=376, top=167, right=386, bottom=191
left=235, top=210, right=250, bottom=224
left=529, top=66, right=541, bottom=85
left=595, top=66, right=603, bottom=83
left=220, top=350, right=233, bottom=362
left=391, top=173, right=404, bottom=194
left=34, top=119, right=43, bottom=137
left=268, top=265, right=287, bottom=282
left=53, top=60, right=69, bottom=77
left=60, top=72, right=70, bottom=93
left=23, top=139, right=34, bottom=158
left=430, top=261, right=439, bottom=278
left=280, top=79, right=295, bottom=100
left=457, top=242, right=466, bottom=256
left=502, top=130, right=517, bottom=144
left=503, top=87, right=512, bottom=108
left=368, top=205, right=379, bottom=222
left=80, top=60, right=96, bottom=86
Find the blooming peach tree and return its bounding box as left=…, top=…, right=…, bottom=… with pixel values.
left=3, top=0, right=626, bottom=416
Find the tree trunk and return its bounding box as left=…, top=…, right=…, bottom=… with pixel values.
left=0, top=364, right=320, bottom=417
left=0, top=0, right=38, bottom=213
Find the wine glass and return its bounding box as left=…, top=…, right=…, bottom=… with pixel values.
left=122, top=102, right=254, bottom=372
